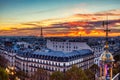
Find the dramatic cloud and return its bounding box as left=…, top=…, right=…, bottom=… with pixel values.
left=0, top=9, right=120, bottom=37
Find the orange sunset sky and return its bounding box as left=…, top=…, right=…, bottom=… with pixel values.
left=0, top=0, right=120, bottom=37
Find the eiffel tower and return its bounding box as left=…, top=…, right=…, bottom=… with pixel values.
left=40, top=27, right=43, bottom=38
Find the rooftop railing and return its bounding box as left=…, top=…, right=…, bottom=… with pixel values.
left=112, top=73, right=120, bottom=80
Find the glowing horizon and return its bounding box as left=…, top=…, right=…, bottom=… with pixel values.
left=0, top=0, right=120, bottom=37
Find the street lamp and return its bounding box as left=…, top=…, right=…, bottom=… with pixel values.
left=16, top=77, right=20, bottom=80
left=6, top=66, right=16, bottom=80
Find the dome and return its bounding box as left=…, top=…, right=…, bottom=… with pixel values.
left=99, top=50, right=114, bottom=63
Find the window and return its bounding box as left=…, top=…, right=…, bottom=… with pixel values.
left=54, top=62, right=56, bottom=65
left=76, top=46, right=78, bottom=49
left=36, top=59, right=38, bottom=62
left=33, top=59, right=34, bottom=62
left=69, top=43, right=71, bottom=45
left=36, top=64, right=37, bottom=67
left=55, top=68, right=57, bottom=71
left=63, top=63, right=65, bottom=67
left=41, top=60, right=43, bottom=64
left=44, top=61, right=46, bottom=64
left=60, top=63, right=63, bottom=66
left=39, top=60, right=41, bottom=63
left=74, top=46, right=76, bottom=49
left=59, top=46, right=61, bottom=48
left=55, top=63, right=57, bottom=66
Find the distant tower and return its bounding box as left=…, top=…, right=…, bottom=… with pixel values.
left=99, top=17, right=114, bottom=80
left=39, top=27, right=46, bottom=49
left=40, top=27, right=43, bottom=38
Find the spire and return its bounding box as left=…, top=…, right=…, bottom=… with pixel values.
left=104, top=15, right=110, bottom=50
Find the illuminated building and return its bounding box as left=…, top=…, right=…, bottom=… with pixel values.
left=0, top=37, right=94, bottom=76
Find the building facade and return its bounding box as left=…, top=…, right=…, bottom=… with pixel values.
left=47, top=39, right=92, bottom=52
left=91, top=45, right=104, bottom=65
left=0, top=47, right=94, bottom=76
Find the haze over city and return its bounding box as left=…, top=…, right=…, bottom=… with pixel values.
left=0, top=0, right=120, bottom=37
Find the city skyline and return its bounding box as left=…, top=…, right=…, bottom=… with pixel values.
left=0, top=0, right=120, bottom=37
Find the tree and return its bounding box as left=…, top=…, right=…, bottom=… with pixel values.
left=31, top=68, right=48, bottom=80
left=84, top=69, right=94, bottom=80
left=113, top=68, right=119, bottom=76
left=0, top=67, right=9, bottom=80
left=0, top=55, right=8, bottom=68
left=114, top=54, right=120, bottom=62
left=89, top=64, right=99, bottom=74
left=50, top=71, right=64, bottom=80
left=65, top=65, right=88, bottom=80
left=89, top=64, right=99, bottom=80
left=113, top=54, right=120, bottom=75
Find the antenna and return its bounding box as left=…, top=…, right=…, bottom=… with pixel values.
left=104, top=15, right=110, bottom=50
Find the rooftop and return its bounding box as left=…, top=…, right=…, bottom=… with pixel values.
left=17, top=49, right=93, bottom=62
